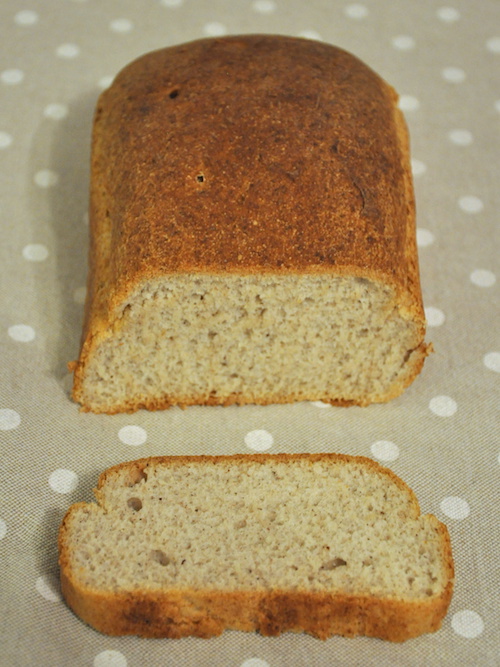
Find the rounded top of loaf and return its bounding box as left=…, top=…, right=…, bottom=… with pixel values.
left=89, top=35, right=420, bottom=315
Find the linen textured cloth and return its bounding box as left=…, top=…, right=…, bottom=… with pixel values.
left=0, top=1, right=498, bottom=665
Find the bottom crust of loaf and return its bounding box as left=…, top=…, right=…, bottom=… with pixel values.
left=60, top=576, right=452, bottom=641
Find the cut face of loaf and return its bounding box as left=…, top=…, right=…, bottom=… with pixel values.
left=58, top=453, right=454, bottom=641
left=71, top=35, right=430, bottom=413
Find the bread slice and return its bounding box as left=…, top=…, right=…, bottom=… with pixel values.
left=70, top=35, right=430, bottom=413
left=58, top=453, right=454, bottom=641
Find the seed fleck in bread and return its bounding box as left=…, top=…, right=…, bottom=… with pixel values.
left=71, top=35, right=431, bottom=413
left=58, top=453, right=454, bottom=640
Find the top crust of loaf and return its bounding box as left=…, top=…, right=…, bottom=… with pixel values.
left=85, top=34, right=422, bottom=334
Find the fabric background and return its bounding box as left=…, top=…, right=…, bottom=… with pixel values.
left=0, top=0, right=498, bottom=665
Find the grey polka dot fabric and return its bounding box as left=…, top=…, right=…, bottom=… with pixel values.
left=1, top=1, right=498, bottom=665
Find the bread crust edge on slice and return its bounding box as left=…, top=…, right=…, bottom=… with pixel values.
left=58, top=453, right=454, bottom=641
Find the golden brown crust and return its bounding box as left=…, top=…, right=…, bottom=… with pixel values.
left=58, top=453, right=454, bottom=641
left=91, top=36, right=419, bottom=284
left=59, top=576, right=454, bottom=641
left=71, top=35, right=428, bottom=411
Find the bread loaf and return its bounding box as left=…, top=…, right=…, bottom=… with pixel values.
left=71, top=35, right=430, bottom=413
left=58, top=453, right=453, bottom=641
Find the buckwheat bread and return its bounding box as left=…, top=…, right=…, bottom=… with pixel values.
left=71, top=35, right=430, bottom=413
left=58, top=453, right=454, bottom=641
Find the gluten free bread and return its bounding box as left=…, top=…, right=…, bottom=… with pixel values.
left=58, top=453, right=454, bottom=640
left=71, top=35, right=430, bottom=413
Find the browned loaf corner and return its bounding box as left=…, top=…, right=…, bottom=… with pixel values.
left=71, top=35, right=431, bottom=413
left=58, top=453, right=454, bottom=641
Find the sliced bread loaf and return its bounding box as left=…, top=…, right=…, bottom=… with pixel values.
left=58, top=453, right=454, bottom=640
left=70, top=35, right=430, bottom=413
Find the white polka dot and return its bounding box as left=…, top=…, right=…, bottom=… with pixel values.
left=252, top=0, right=276, bottom=13
left=56, top=43, right=80, bottom=59
left=448, top=129, right=473, bottom=146
left=94, top=651, right=128, bottom=667
left=44, top=103, right=68, bottom=120
left=244, top=429, right=274, bottom=451
left=23, top=243, right=48, bottom=261
left=1, top=68, right=24, bottom=84
left=0, top=519, right=6, bottom=540
left=411, top=159, right=427, bottom=177
left=14, top=9, right=39, bottom=25
left=458, top=195, right=484, bottom=214
left=425, top=307, right=445, bottom=327
left=203, top=22, right=227, bottom=37
left=392, top=35, right=415, bottom=50
left=398, top=95, right=420, bottom=112
left=35, top=575, right=61, bottom=602
left=436, top=7, right=460, bottom=22
left=34, top=169, right=59, bottom=188
left=8, top=324, right=36, bottom=342
left=241, top=660, right=270, bottom=667
left=452, top=610, right=484, bottom=638
left=73, top=286, right=87, bottom=304
left=441, top=66, right=466, bottom=83
left=440, top=495, right=470, bottom=520
left=311, top=400, right=332, bottom=408
left=344, top=4, right=369, bottom=19
left=470, top=269, right=496, bottom=287
left=486, top=37, right=500, bottom=53
left=0, top=131, right=13, bottom=148
left=298, top=30, right=322, bottom=41
left=119, top=425, right=147, bottom=446
left=0, top=408, right=21, bottom=430
left=416, top=228, right=435, bottom=247
left=371, top=440, right=400, bottom=462
left=429, top=395, right=457, bottom=417
left=98, top=75, right=114, bottom=89
left=159, top=0, right=183, bottom=6
left=49, top=469, right=79, bottom=494
left=483, top=352, right=500, bottom=373
left=109, top=18, right=134, bottom=33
